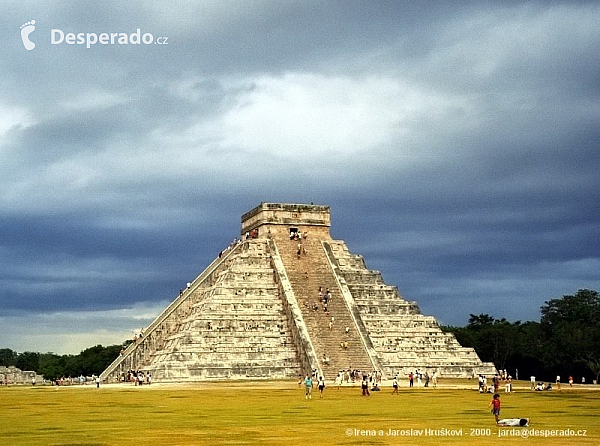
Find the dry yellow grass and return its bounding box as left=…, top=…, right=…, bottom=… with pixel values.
left=1, top=380, right=598, bottom=445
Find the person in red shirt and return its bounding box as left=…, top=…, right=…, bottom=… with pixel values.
left=489, top=393, right=501, bottom=424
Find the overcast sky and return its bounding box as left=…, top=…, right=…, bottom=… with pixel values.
left=1, top=1, right=599, bottom=355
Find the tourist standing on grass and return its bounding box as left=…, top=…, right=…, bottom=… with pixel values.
left=505, top=376, right=512, bottom=392
left=489, top=393, right=501, bottom=424
left=318, top=376, right=325, bottom=398
left=493, top=374, right=500, bottom=393
left=361, top=376, right=370, bottom=396
left=392, top=377, right=398, bottom=394
left=408, top=372, right=414, bottom=387
left=304, top=375, right=313, bottom=399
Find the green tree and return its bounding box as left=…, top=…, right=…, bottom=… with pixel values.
left=540, top=289, right=600, bottom=379
left=75, top=344, right=122, bottom=376
left=0, top=342, right=125, bottom=381
left=38, top=353, right=66, bottom=381
left=509, top=321, right=545, bottom=378
left=541, top=289, right=600, bottom=327
left=0, top=348, right=18, bottom=366
left=584, top=356, right=600, bottom=383
left=446, top=314, right=517, bottom=370
left=15, top=351, right=40, bottom=371
left=467, top=314, right=495, bottom=326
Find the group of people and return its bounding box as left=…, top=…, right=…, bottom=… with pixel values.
left=290, top=230, right=308, bottom=241
left=304, top=369, right=452, bottom=398
left=530, top=374, right=571, bottom=391
left=120, top=369, right=152, bottom=386
left=478, top=373, right=512, bottom=393
left=300, top=369, right=531, bottom=428
left=301, top=370, right=386, bottom=399
left=309, top=288, right=334, bottom=321
left=217, top=237, right=242, bottom=259
left=408, top=370, right=437, bottom=388
left=533, top=382, right=553, bottom=391
left=291, top=230, right=309, bottom=258
left=333, top=369, right=383, bottom=388
left=51, top=375, right=89, bottom=386
left=301, top=373, right=326, bottom=399
left=305, top=286, right=338, bottom=335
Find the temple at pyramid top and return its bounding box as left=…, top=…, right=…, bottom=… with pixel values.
left=241, top=202, right=331, bottom=238
left=101, top=202, right=496, bottom=383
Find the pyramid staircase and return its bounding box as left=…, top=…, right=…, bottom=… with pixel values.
left=274, top=235, right=375, bottom=380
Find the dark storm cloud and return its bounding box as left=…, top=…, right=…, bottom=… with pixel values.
left=0, top=209, right=238, bottom=315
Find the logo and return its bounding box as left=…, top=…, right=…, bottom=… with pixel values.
left=19, top=20, right=168, bottom=50
left=20, top=20, right=36, bottom=50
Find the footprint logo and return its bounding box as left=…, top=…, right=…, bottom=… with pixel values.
left=20, top=20, right=36, bottom=50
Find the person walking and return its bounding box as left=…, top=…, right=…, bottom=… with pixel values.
left=318, top=376, right=325, bottom=398
left=489, top=393, right=501, bottom=424
left=304, top=375, right=313, bottom=399
left=361, top=376, right=370, bottom=396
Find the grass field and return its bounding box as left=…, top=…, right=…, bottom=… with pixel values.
left=1, top=380, right=599, bottom=445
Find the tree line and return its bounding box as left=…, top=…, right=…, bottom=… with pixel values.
left=442, top=289, right=600, bottom=383
left=0, top=344, right=125, bottom=381
left=1, top=289, right=599, bottom=382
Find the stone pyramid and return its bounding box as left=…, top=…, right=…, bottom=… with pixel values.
left=101, top=203, right=496, bottom=382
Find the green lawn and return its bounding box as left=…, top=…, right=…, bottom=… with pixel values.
left=1, top=381, right=598, bottom=445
